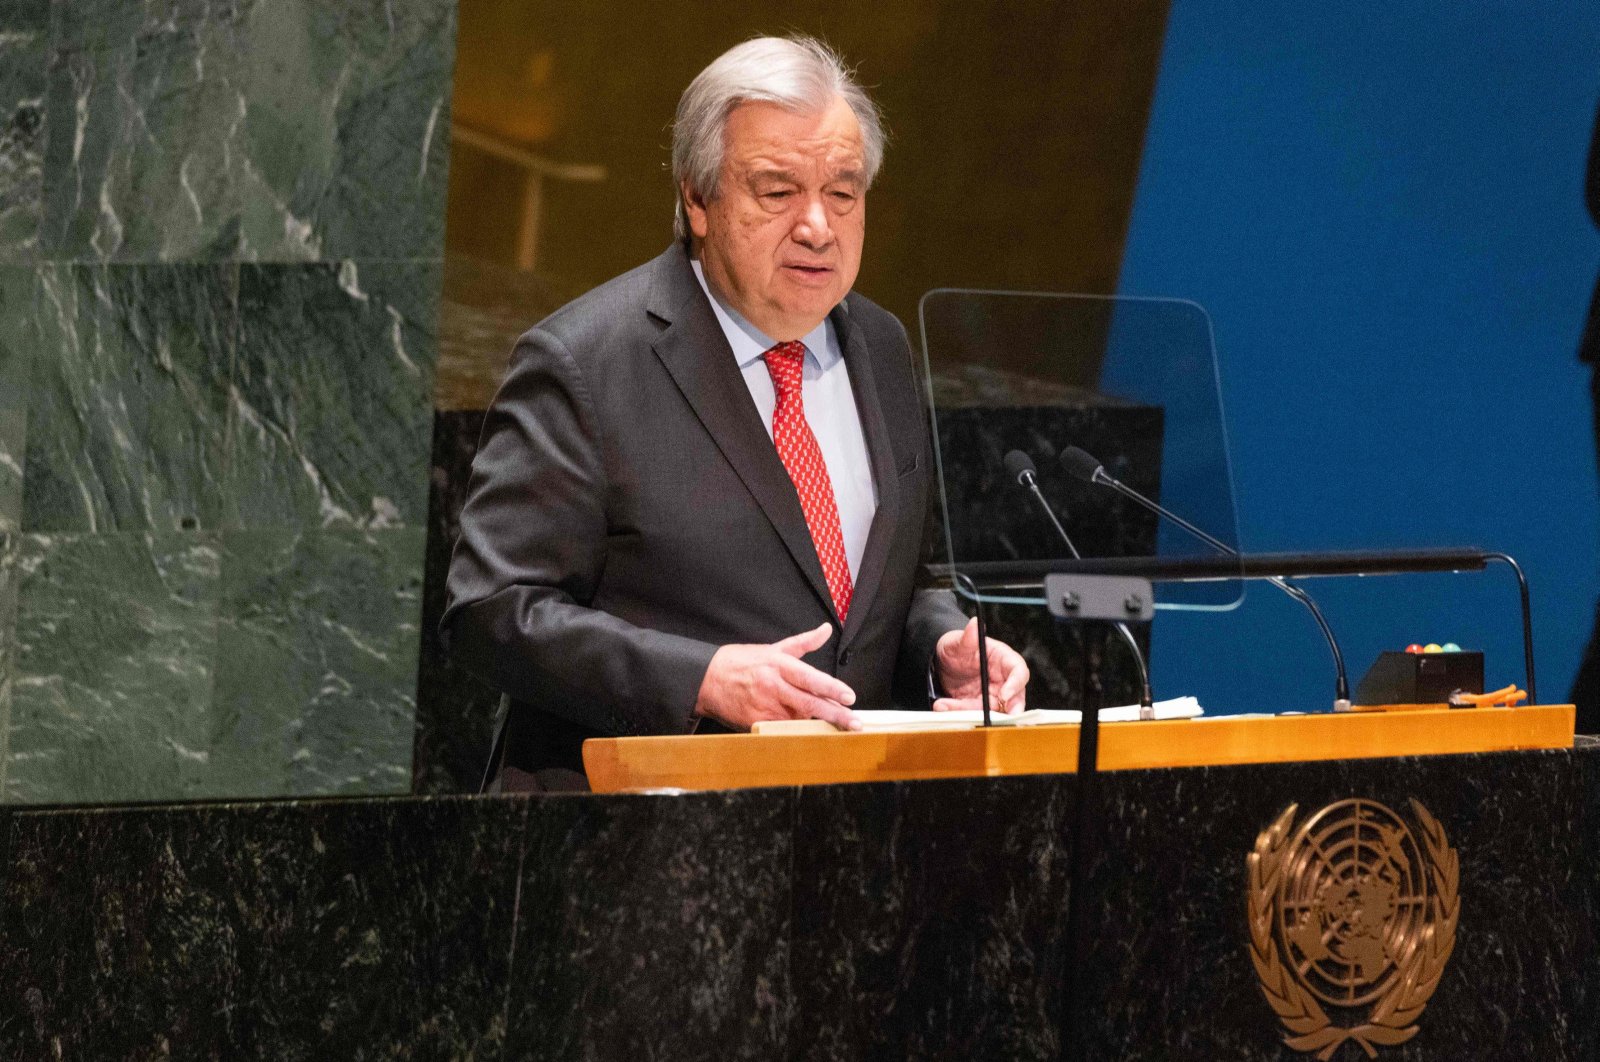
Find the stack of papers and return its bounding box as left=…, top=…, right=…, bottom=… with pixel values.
left=845, top=696, right=1204, bottom=732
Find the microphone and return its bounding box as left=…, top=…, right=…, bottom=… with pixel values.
left=1059, top=446, right=1106, bottom=486
left=1060, top=446, right=1352, bottom=711
left=1003, top=450, right=1083, bottom=560
left=1001, top=450, right=1155, bottom=714
left=1003, top=448, right=1039, bottom=488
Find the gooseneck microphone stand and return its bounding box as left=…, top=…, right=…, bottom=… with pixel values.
left=1482, top=551, right=1536, bottom=704
left=947, top=571, right=995, bottom=728
left=997, top=450, right=1131, bottom=1062
left=1002, top=451, right=1155, bottom=717
left=1060, top=447, right=1353, bottom=711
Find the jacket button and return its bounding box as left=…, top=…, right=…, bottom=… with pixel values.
left=839, top=648, right=852, bottom=667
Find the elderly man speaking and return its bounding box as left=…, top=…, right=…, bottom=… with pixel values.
left=443, top=36, right=1029, bottom=791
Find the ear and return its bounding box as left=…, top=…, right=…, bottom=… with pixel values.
left=681, top=180, right=711, bottom=241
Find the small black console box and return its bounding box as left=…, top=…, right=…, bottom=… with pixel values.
left=1354, top=650, right=1484, bottom=705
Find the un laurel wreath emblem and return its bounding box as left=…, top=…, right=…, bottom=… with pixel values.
left=1247, top=798, right=1459, bottom=1059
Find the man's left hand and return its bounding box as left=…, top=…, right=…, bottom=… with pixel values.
left=932, top=618, right=1030, bottom=714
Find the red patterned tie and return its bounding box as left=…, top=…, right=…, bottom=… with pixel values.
left=763, top=341, right=854, bottom=622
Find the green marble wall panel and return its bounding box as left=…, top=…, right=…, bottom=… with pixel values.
left=5, top=532, right=221, bottom=804
left=20, top=264, right=235, bottom=533
left=234, top=3, right=455, bottom=261
left=0, top=0, right=47, bottom=261
left=210, top=529, right=423, bottom=798
left=0, top=267, right=33, bottom=532
left=40, top=0, right=245, bottom=261
left=40, top=0, right=453, bottom=263
left=0, top=0, right=455, bottom=804
left=224, top=262, right=438, bottom=530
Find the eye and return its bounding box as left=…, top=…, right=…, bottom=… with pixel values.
left=761, top=190, right=794, bottom=201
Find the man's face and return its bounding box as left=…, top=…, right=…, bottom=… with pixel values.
left=685, top=95, right=866, bottom=342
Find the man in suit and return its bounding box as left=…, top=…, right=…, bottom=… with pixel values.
left=443, top=36, right=1029, bottom=790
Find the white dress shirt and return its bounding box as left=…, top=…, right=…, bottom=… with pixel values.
left=691, top=260, right=878, bottom=579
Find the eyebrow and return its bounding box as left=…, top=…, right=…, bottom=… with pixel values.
left=748, top=167, right=800, bottom=183
left=746, top=167, right=865, bottom=186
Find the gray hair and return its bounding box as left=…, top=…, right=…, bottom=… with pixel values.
left=671, top=36, right=886, bottom=240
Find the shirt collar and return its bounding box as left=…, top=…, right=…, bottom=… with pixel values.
left=690, top=259, right=839, bottom=372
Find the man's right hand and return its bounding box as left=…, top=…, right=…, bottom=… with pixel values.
left=693, top=622, right=860, bottom=731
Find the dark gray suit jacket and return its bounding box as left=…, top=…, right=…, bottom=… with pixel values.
left=442, top=242, right=966, bottom=783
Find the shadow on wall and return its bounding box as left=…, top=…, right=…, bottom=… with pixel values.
left=1568, top=102, right=1600, bottom=733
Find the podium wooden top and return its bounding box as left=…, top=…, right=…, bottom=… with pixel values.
left=582, top=704, right=1575, bottom=794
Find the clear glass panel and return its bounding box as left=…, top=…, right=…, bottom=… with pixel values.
left=918, top=290, right=1242, bottom=610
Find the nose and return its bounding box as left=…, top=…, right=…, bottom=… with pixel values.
left=791, top=193, right=834, bottom=250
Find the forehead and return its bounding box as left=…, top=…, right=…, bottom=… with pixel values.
left=722, top=96, right=864, bottom=171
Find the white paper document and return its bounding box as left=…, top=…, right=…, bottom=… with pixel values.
left=847, top=696, right=1204, bottom=732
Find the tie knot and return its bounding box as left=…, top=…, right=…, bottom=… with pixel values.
left=762, top=341, right=807, bottom=397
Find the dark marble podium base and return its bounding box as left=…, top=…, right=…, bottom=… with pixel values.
left=1, top=745, right=1595, bottom=1060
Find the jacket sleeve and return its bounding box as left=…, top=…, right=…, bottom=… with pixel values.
left=440, top=327, right=717, bottom=737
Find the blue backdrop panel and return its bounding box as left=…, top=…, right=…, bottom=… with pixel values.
left=1118, top=3, right=1600, bottom=712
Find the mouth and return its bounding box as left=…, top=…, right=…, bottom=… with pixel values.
left=782, top=263, right=834, bottom=283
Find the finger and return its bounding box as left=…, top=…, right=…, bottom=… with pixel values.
left=958, top=617, right=979, bottom=655
left=996, top=653, right=1030, bottom=704
left=773, top=621, right=834, bottom=658
left=937, top=618, right=977, bottom=662
left=933, top=694, right=1024, bottom=715
left=935, top=620, right=981, bottom=695
left=777, top=655, right=856, bottom=707
left=777, top=681, right=860, bottom=730
left=817, top=705, right=862, bottom=731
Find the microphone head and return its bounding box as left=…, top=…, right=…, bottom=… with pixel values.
left=1060, top=446, right=1104, bottom=484
left=1002, top=449, right=1037, bottom=486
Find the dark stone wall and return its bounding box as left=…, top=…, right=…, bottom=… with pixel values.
left=2, top=745, right=1594, bottom=1059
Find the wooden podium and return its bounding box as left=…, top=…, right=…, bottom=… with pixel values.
left=583, top=704, right=1575, bottom=793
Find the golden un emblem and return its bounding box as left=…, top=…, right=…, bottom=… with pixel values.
left=1247, top=799, right=1459, bottom=1059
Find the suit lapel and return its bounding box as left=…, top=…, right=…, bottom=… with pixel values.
left=647, top=248, right=836, bottom=619
left=836, top=301, right=900, bottom=647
